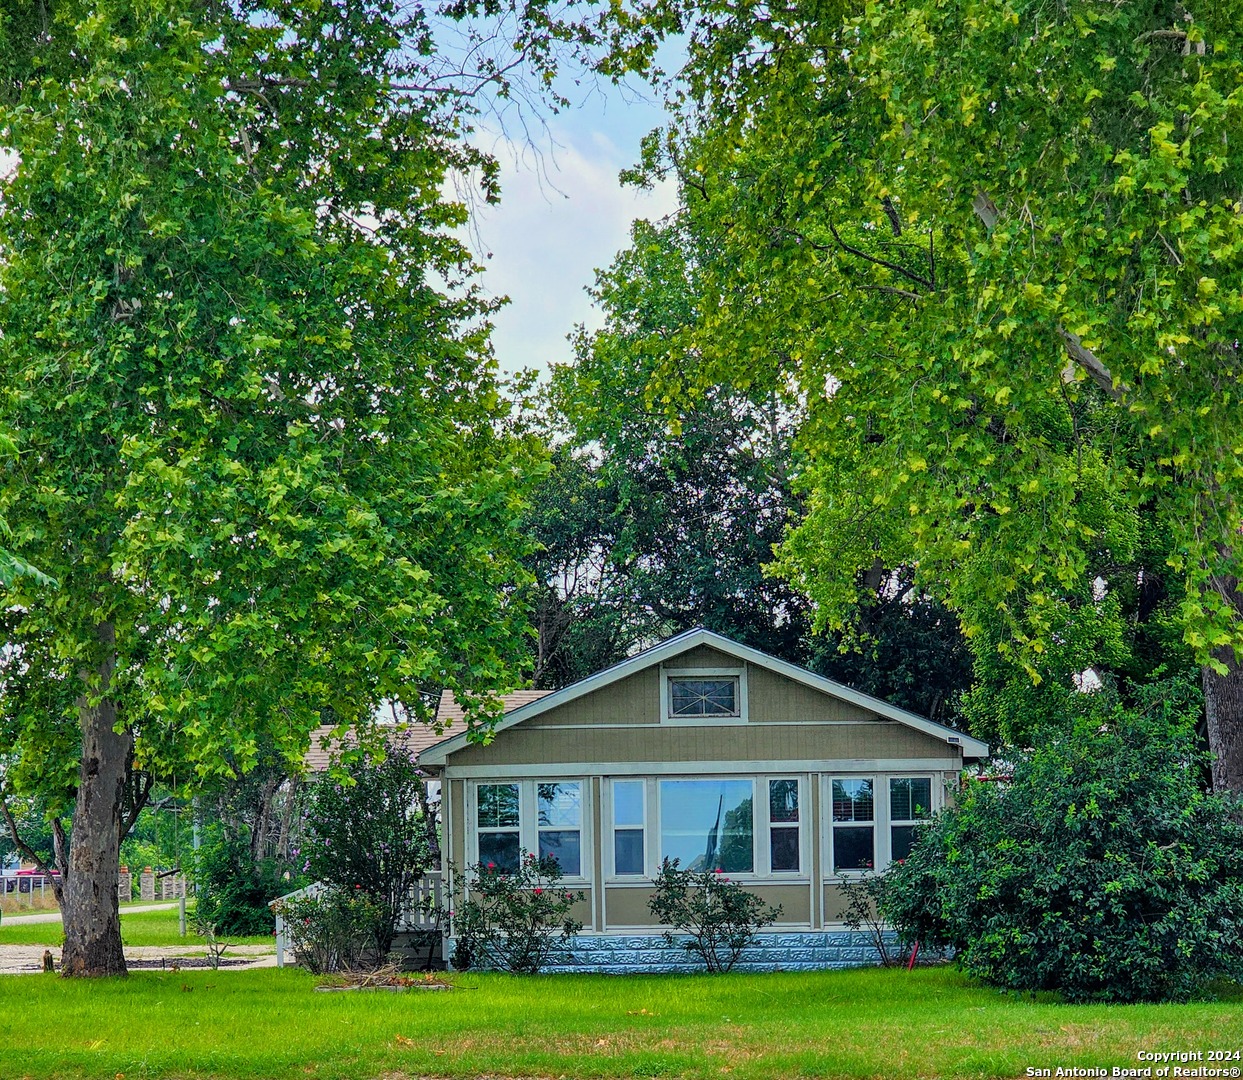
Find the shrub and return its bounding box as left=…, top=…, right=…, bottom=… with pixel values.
left=449, top=852, right=585, bottom=973
left=273, top=887, right=384, bottom=974
left=647, top=860, right=782, bottom=973
left=304, top=745, right=436, bottom=956
left=882, top=680, right=1243, bottom=1002
left=193, top=835, right=293, bottom=937
left=838, top=870, right=913, bottom=967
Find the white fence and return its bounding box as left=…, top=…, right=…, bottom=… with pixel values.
left=1, top=873, right=57, bottom=906
left=271, top=872, right=443, bottom=968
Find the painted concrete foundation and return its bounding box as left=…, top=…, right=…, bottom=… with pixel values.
left=449, top=930, right=898, bottom=974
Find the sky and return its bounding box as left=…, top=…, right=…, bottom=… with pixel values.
left=462, top=81, right=681, bottom=377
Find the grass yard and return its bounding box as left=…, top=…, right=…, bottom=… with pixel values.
left=0, top=965, right=1239, bottom=1079
left=0, top=904, right=274, bottom=948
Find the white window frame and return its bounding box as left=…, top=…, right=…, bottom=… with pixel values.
left=606, top=778, right=648, bottom=879
left=763, top=776, right=804, bottom=877
left=655, top=774, right=758, bottom=876
left=474, top=781, right=522, bottom=872
left=468, top=778, right=591, bottom=884
left=886, top=774, right=937, bottom=865
left=660, top=667, right=749, bottom=725
left=825, top=775, right=877, bottom=878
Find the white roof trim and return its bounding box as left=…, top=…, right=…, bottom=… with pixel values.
left=417, top=627, right=989, bottom=765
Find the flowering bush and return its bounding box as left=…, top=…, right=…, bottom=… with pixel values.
left=448, top=852, right=585, bottom=973
left=273, top=887, right=384, bottom=974
left=647, top=860, right=782, bottom=973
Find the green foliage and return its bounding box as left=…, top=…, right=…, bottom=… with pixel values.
left=530, top=217, right=971, bottom=717
left=449, top=852, right=585, bottom=973
left=599, top=0, right=1243, bottom=755
left=193, top=835, right=300, bottom=938
left=882, top=679, right=1243, bottom=1002
left=303, top=748, right=434, bottom=955
left=647, top=859, right=782, bottom=973
left=273, top=887, right=385, bottom=975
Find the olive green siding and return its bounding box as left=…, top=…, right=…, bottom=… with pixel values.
left=604, top=884, right=812, bottom=928
left=531, top=668, right=660, bottom=728
left=445, top=720, right=948, bottom=768
left=746, top=665, right=874, bottom=723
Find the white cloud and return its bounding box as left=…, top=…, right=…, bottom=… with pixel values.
left=464, top=124, right=679, bottom=376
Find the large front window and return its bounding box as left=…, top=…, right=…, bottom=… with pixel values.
left=659, top=779, right=754, bottom=873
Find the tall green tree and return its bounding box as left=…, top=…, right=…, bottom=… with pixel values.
left=528, top=218, right=973, bottom=724
left=608, top=0, right=1243, bottom=786
left=0, top=0, right=576, bottom=976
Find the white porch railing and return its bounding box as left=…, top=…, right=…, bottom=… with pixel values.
left=271, top=873, right=443, bottom=968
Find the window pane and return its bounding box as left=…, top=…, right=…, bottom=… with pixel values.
left=478, top=832, right=520, bottom=872
left=770, top=827, right=800, bottom=872
left=478, top=784, right=519, bottom=829
left=659, top=779, right=754, bottom=872
left=832, top=779, right=874, bottom=822
left=614, top=829, right=644, bottom=875
left=613, top=781, right=645, bottom=828
left=538, top=782, right=582, bottom=828
left=669, top=678, right=738, bottom=717
left=833, top=826, right=874, bottom=872
left=538, top=830, right=581, bottom=876
left=891, top=825, right=924, bottom=862
left=769, top=779, right=799, bottom=823
left=890, top=778, right=932, bottom=821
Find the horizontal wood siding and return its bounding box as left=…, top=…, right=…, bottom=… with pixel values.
left=527, top=668, right=660, bottom=727
left=445, top=721, right=949, bottom=767
left=668, top=644, right=741, bottom=668
left=746, top=665, right=875, bottom=723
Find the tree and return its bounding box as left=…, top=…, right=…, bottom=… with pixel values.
left=606, top=0, right=1243, bottom=787
left=0, top=0, right=579, bottom=976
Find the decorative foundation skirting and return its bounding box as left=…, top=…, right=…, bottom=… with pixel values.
left=448, top=930, right=898, bottom=974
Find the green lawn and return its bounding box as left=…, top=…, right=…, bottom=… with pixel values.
left=0, top=904, right=274, bottom=948
left=0, top=966, right=1239, bottom=1079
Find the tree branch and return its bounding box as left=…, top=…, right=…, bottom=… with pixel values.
left=827, top=222, right=935, bottom=290
left=1057, top=328, right=1128, bottom=403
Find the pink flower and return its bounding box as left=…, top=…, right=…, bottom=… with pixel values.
left=714, top=868, right=723, bottom=874
left=533, top=887, right=543, bottom=895
left=486, top=862, right=495, bottom=870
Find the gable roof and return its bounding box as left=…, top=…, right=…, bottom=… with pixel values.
left=418, top=627, right=989, bottom=765
left=304, top=690, right=554, bottom=771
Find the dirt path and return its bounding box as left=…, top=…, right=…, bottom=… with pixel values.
left=0, top=943, right=277, bottom=975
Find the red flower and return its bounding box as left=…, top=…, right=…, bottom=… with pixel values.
left=533, top=887, right=543, bottom=895
left=486, top=862, right=495, bottom=870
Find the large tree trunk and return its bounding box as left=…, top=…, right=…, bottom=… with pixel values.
left=1204, top=649, right=1243, bottom=796
left=61, top=622, right=130, bottom=978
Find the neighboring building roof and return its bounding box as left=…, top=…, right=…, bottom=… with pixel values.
left=303, top=690, right=554, bottom=772
left=433, top=689, right=552, bottom=728
left=418, top=627, right=990, bottom=766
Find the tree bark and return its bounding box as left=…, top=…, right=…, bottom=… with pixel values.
left=1204, top=649, right=1243, bottom=796
left=61, top=622, right=130, bottom=978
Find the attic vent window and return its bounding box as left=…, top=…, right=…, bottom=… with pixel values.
left=669, top=677, right=739, bottom=718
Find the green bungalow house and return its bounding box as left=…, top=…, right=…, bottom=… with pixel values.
left=417, top=627, right=988, bottom=971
